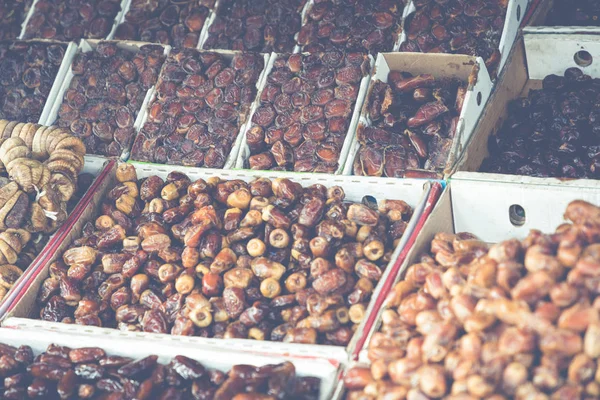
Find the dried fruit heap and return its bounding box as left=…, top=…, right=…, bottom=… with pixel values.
left=297, top=0, right=404, bottom=54
left=132, top=49, right=264, bottom=168
left=0, top=342, right=320, bottom=399
left=246, top=52, right=369, bottom=173
left=37, top=164, right=411, bottom=346
left=204, top=0, right=306, bottom=53
left=115, top=0, right=215, bottom=48
left=354, top=71, right=466, bottom=178
left=400, top=0, right=507, bottom=75
left=0, top=0, right=33, bottom=41
left=55, top=42, right=166, bottom=158
left=0, top=120, right=86, bottom=300
left=346, top=199, right=600, bottom=399
left=0, top=41, right=66, bottom=123
left=547, top=0, right=600, bottom=26
left=482, top=67, right=600, bottom=179
left=23, top=0, right=122, bottom=41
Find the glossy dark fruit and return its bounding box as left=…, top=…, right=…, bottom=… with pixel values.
left=482, top=67, right=600, bottom=180
left=245, top=53, right=368, bottom=172
left=0, top=41, right=66, bottom=122
left=23, top=0, right=121, bottom=41
left=547, top=0, right=600, bottom=26
left=132, top=48, right=264, bottom=168
left=55, top=43, right=166, bottom=156
left=354, top=72, right=466, bottom=178
left=298, top=0, right=404, bottom=54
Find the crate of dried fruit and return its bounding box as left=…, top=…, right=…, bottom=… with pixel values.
left=342, top=52, right=493, bottom=179
left=20, top=0, right=128, bottom=42
left=130, top=48, right=269, bottom=170
left=0, top=120, right=104, bottom=315
left=45, top=39, right=169, bottom=166
left=453, top=32, right=600, bottom=187
left=0, top=0, right=33, bottom=41
left=235, top=52, right=373, bottom=174
left=296, top=0, right=406, bottom=55
left=0, top=40, right=77, bottom=125
left=0, top=324, right=336, bottom=399
left=199, top=0, right=310, bottom=53
left=2, top=161, right=441, bottom=363
left=114, top=0, right=216, bottom=48
left=340, top=177, right=600, bottom=399
left=525, top=0, right=600, bottom=30
left=398, top=0, right=529, bottom=78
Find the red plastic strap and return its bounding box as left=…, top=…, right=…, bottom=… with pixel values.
left=351, top=182, right=444, bottom=360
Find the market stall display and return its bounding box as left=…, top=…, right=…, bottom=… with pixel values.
left=297, top=0, right=404, bottom=54
left=482, top=66, right=600, bottom=179
left=0, top=341, right=321, bottom=399
left=22, top=0, right=123, bottom=41
left=35, top=163, right=412, bottom=346
left=52, top=41, right=167, bottom=158
left=0, top=0, right=33, bottom=41
left=345, top=199, right=600, bottom=399
left=131, top=49, right=265, bottom=168
left=240, top=52, right=371, bottom=173
left=0, top=41, right=67, bottom=123
left=114, top=0, right=215, bottom=48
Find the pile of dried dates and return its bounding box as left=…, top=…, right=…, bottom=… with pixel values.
left=246, top=52, right=369, bottom=173
left=0, top=0, right=33, bottom=41
left=547, top=0, right=600, bottom=26
left=131, top=49, right=264, bottom=168
left=204, top=0, right=306, bottom=53
left=353, top=71, right=466, bottom=178
left=0, top=342, right=320, bottom=399
left=482, top=67, right=600, bottom=179
left=297, top=0, right=404, bottom=54
left=37, top=164, right=411, bottom=346
left=23, top=0, right=122, bottom=41
left=0, top=41, right=66, bottom=123
left=115, top=0, right=215, bottom=48
left=400, top=0, right=507, bottom=75
left=0, top=120, right=86, bottom=301
left=346, top=199, right=600, bottom=399
left=55, top=42, right=166, bottom=158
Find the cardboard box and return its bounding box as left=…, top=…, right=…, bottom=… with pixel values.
left=2, top=162, right=437, bottom=364
left=453, top=32, right=600, bottom=188
left=342, top=52, right=493, bottom=178
left=0, top=324, right=340, bottom=400
left=235, top=53, right=373, bottom=175
left=45, top=39, right=171, bottom=165
left=132, top=49, right=270, bottom=170
left=398, top=0, right=530, bottom=77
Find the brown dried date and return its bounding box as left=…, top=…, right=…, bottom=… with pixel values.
left=246, top=53, right=368, bottom=172
left=0, top=1, right=32, bottom=41
left=132, top=49, right=264, bottom=168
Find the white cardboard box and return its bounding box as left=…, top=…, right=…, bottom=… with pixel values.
left=45, top=39, right=171, bottom=163
left=0, top=324, right=340, bottom=400
left=235, top=53, right=374, bottom=175
left=453, top=32, right=600, bottom=188
left=342, top=52, right=493, bottom=178
left=2, top=162, right=434, bottom=364
left=398, top=0, right=530, bottom=78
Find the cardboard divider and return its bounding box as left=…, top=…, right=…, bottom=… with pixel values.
left=45, top=39, right=171, bottom=162
left=19, top=0, right=129, bottom=41
left=397, top=0, right=529, bottom=78
left=0, top=158, right=114, bottom=318
left=3, top=162, right=434, bottom=364
left=342, top=52, right=493, bottom=178
left=132, top=49, right=270, bottom=170
left=235, top=53, right=374, bottom=175
left=453, top=31, right=600, bottom=188
left=0, top=326, right=340, bottom=400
